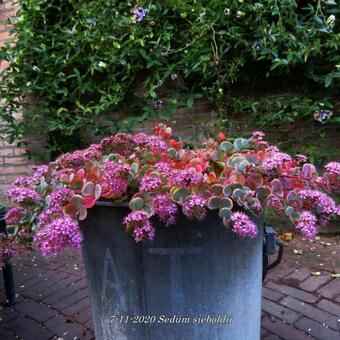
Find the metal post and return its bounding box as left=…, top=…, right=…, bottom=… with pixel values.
left=0, top=206, right=15, bottom=304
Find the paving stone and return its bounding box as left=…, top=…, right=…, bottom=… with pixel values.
left=295, top=317, right=340, bottom=340
left=317, top=279, right=340, bottom=300
left=286, top=268, right=311, bottom=282
left=299, top=275, right=332, bottom=292
left=44, top=315, right=87, bottom=339
left=42, top=278, right=87, bottom=305
left=262, top=287, right=285, bottom=302
left=15, top=300, right=57, bottom=322
left=5, top=316, right=54, bottom=339
left=62, top=296, right=90, bottom=316
left=53, top=289, right=89, bottom=311
left=37, top=274, right=80, bottom=300
left=74, top=306, right=92, bottom=324
left=0, top=307, right=19, bottom=322
left=316, top=299, right=340, bottom=317
left=266, top=282, right=318, bottom=303
left=261, top=298, right=300, bottom=324
left=0, top=327, right=16, bottom=340
left=280, top=296, right=340, bottom=331
left=262, top=316, right=313, bottom=340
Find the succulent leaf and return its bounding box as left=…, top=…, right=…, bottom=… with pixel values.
left=219, top=141, right=234, bottom=153
left=219, top=208, right=231, bottom=219
left=208, top=196, right=221, bottom=210
left=129, top=197, right=144, bottom=210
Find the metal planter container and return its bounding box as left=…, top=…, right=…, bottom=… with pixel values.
left=80, top=202, right=264, bottom=340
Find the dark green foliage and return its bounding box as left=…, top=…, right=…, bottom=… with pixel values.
left=0, top=0, right=339, bottom=158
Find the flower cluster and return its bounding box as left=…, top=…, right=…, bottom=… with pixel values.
left=2, top=123, right=340, bottom=265
left=123, top=211, right=155, bottom=242
left=34, top=216, right=82, bottom=259
left=5, top=207, right=24, bottom=226
left=262, top=151, right=292, bottom=175
left=296, top=211, right=318, bottom=238
left=152, top=194, right=177, bottom=225
left=228, top=212, right=258, bottom=238
left=6, top=187, right=40, bottom=204
left=182, top=196, right=207, bottom=220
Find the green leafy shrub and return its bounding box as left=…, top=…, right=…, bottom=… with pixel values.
left=0, top=0, right=339, bottom=158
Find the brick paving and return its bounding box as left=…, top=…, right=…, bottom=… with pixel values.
left=0, top=234, right=339, bottom=339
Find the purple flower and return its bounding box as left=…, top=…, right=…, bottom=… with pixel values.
left=252, top=42, right=261, bottom=51
left=140, top=175, right=162, bottom=192
left=48, top=188, right=74, bottom=208
left=101, top=133, right=136, bottom=157
left=324, top=162, right=340, bottom=176
left=170, top=169, right=203, bottom=187
left=132, top=220, right=155, bottom=242
left=101, top=162, right=130, bottom=198
left=152, top=194, right=177, bottom=225
left=298, top=189, right=339, bottom=216
left=5, top=207, right=24, bottom=225
left=103, top=161, right=130, bottom=178
left=295, top=154, right=308, bottom=163
left=296, top=211, right=318, bottom=238
left=314, top=110, right=332, bottom=122
left=132, top=6, right=148, bottom=23
left=34, top=216, right=82, bottom=259
left=7, top=187, right=40, bottom=204
left=154, top=99, right=163, bottom=109
left=252, top=131, right=265, bottom=140
left=229, top=212, right=258, bottom=238
left=123, top=210, right=155, bottom=242
left=56, top=144, right=102, bottom=168
left=262, top=151, right=292, bottom=174
left=182, top=195, right=206, bottom=220
left=37, top=206, right=63, bottom=228
left=13, top=176, right=35, bottom=187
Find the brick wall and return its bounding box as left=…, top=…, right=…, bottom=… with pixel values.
left=0, top=0, right=28, bottom=205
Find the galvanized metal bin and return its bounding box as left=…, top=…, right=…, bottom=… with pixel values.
left=80, top=202, right=263, bottom=340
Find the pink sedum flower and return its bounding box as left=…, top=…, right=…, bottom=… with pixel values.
left=152, top=194, right=177, bottom=225
left=296, top=211, right=318, bottom=238
left=324, top=162, right=340, bottom=175
left=7, top=187, right=40, bottom=204
left=34, top=216, right=82, bottom=259
left=229, top=212, right=258, bottom=238
left=262, top=151, right=292, bottom=174
left=123, top=210, right=155, bottom=242
left=182, top=195, right=207, bottom=220
left=5, top=207, right=24, bottom=225
left=140, top=175, right=162, bottom=192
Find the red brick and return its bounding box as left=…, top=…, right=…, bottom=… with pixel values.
left=317, top=299, right=340, bottom=317
left=5, top=316, right=54, bottom=340
left=53, top=289, right=88, bottom=311
left=280, top=296, right=340, bottom=331
left=42, top=278, right=87, bottom=305
left=262, top=316, right=312, bottom=340
left=299, top=275, right=332, bottom=292
left=15, top=300, right=57, bottom=323
left=44, top=315, right=86, bottom=338
left=262, top=298, right=300, bottom=324
left=266, top=281, right=318, bottom=303
left=295, top=317, right=340, bottom=340
left=318, top=279, right=340, bottom=300
left=74, top=306, right=92, bottom=324
left=62, top=297, right=91, bottom=317
left=286, top=268, right=311, bottom=282
left=262, top=287, right=285, bottom=302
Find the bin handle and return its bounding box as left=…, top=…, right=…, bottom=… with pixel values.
left=262, top=228, right=284, bottom=281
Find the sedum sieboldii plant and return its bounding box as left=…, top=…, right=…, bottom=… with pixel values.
left=2, top=124, right=339, bottom=264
